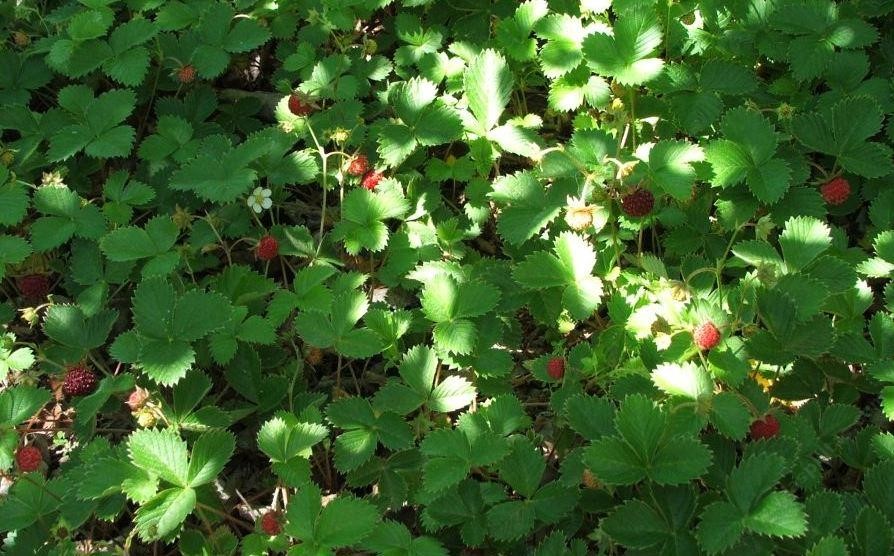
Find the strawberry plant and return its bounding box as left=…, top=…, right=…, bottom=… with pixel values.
left=2, top=0, right=894, bottom=554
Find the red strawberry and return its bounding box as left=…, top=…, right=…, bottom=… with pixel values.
left=260, top=511, right=282, bottom=535
left=62, top=365, right=98, bottom=397
left=177, top=64, right=196, bottom=84
left=18, top=274, right=50, bottom=300
left=256, top=235, right=279, bottom=261
left=693, top=322, right=721, bottom=351
left=821, top=177, right=850, bottom=206
left=287, top=93, right=313, bottom=117
left=361, top=170, right=383, bottom=191
left=347, top=155, right=370, bottom=177
left=749, top=414, right=780, bottom=440
left=16, top=446, right=42, bottom=472
left=546, top=357, right=565, bottom=380
left=621, top=188, right=654, bottom=217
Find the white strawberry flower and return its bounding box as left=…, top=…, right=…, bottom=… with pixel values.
left=247, top=187, right=272, bottom=213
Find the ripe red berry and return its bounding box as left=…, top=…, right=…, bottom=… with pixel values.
left=287, top=93, right=313, bottom=117
left=18, top=274, right=50, bottom=300
left=361, top=170, right=383, bottom=191
left=16, top=446, right=42, bottom=472
left=256, top=235, right=279, bottom=261
left=546, top=357, right=565, bottom=380
left=177, top=64, right=196, bottom=84
left=749, top=414, right=780, bottom=440
left=347, top=155, right=369, bottom=177
left=621, top=188, right=654, bottom=217
left=260, top=511, right=282, bottom=535
left=693, top=322, right=721, bottom=351
left=821, top=176, right=850, bottom=206
left=62, top=365, right=98, bottom=397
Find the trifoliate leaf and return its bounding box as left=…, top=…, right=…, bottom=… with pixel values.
left=793, top=97, right=894, bottom=178
left=582, top=9, right=664, bottom=85
left=258, top=414, right=328, bottom=463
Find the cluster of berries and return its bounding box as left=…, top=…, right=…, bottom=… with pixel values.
left=14, top=365, right=100, bottom=473
left=346, top=154, right=384, bottom=191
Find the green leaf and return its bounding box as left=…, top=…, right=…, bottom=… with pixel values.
left=602, top=499, right=670, bottom=549
left=705, top=109, right=791, bottom=202
left=132, top=278, right=176, bottom=339
left=727, top=453, right=788, bottom=512
left=651, top=362, right=713, bottom=402
left=498, top=438, right=545, bottom=498
left=171, top=290, right=230, bottom=341
left=316, top=495, right=379, bottom=548
left=779, top=216, right=832, bottom=271
left=697, top=501, right=744, bottom=555
left=43, top=305, right=117, bottom=351
left=709, top=392, right=752, bottom=440
left=490, top=177, right=561, bottom=243
left=637, top=140, right=705, bottom=201
left=743, top=491, right=807, bottom=538
left=127, top=429, right=189, bottom=487
left=332, top=188, right=409, bottom=255
left=0, top=182, right=29, bottom=227
left=649, top=437, right=712, bottom=485
left=0, top=235, right=31, bottom=281
left=807, top=536, right=849, bottom=556
left=100, top=217, right=179, bottom=262
left=187, top=430, right=235, bottom=487
left=258, top=414, right=328, bottom=463
left=547, top=68, right=610, bottom=112
left=48, top=88, right=136, bottom=161
left=464, top=49, right=512, bottom=132
left=514, top=232, right=602, bottom=320
left=615, top=394, right=665, bottom=458
left=793, top=97, right=894, bottom=178
left=0, top=386, right=51, bottom=425
left=134, top=487, right=196, bottom=541
left=169, top=137, right=267, bottom=203
left=854, top=506, right=893, bottom=556
left=0, top=473, right=61, bottom=532
left=564, top=395, right=616, bottom=440
left=864, top=461, right=894, bottom=523
left=582, top=9, right=664, bottom=85
left=486, top=500, right=536, bottom=541
left=583, top=436, right=645, bottom=485
left=429, top=375, right=476, bottom=413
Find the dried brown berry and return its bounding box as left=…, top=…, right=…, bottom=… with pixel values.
left=621, top=188, right=654, bottom=217
left=18, top=274, right=50, bottom=300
